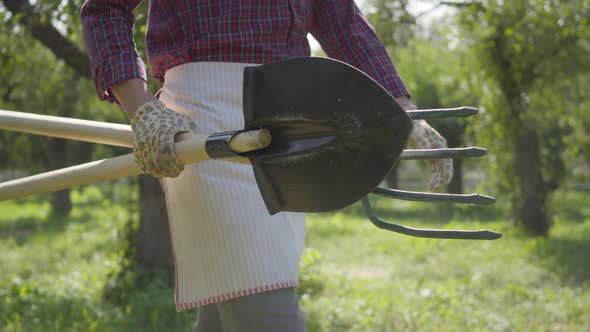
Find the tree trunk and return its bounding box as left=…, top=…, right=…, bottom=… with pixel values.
left=1, top=0, right=176, bottom=277
left=514, top=127, right=550, bottom=236
left=447, top=157, right=463, bottom=194
left=135, top=175, right=174, bottom=272
left=47, top=137, right=72, bottom=216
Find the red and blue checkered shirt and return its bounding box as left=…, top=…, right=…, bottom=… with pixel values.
left=81, top=0, right=410, bottom=103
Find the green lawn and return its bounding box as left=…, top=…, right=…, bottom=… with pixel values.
left=1, top=187, right=589, bottom=331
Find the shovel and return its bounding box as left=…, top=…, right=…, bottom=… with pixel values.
left=0, top=57, right=500, bottom=240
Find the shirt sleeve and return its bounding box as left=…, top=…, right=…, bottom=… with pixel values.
left=80, top=0, right=147, bottom=103
left=310, top=0, right=410, bottom=98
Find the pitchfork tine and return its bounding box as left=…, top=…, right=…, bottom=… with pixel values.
left=361, top=197, right=502, bottom=240
left=367, top=105, right=502, bottom=240
left=406, top=106, right=479, bottom=120
left=372, top=187, right=495, bottom=205
left=400, top=147, right=487, bottom=160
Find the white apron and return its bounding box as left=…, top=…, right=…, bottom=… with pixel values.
left=159, top=62, right=306, bottom=311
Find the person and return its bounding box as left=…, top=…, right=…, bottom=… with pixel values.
left=80, top=1, right=452, bottom=331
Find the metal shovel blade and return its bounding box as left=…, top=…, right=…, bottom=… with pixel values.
left=242, top=57, right=412, bottom=214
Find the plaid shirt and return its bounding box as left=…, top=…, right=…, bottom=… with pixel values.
left=81, top=0, right=410, bottom=103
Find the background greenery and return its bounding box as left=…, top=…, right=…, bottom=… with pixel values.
left=0, top=0, right=589, bottom=331
left=1, top=188, right=589, bottom=331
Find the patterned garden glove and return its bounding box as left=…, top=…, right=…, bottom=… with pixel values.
left=401, top=101, right=453, bottom=190
left=130, top=100, right=199, bottom=178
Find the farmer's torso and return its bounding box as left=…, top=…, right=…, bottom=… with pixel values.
left=147, top=0, right=314, bottom=79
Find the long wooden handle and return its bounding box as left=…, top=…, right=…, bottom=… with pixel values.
left=0, top=109, right=134, bottom=147
left=0, top=130, right=270, bottom=201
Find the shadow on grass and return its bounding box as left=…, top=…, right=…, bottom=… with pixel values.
left=0, top=209, right=97, bottom=242
left=527, top=191, right=590, bottom=284
left=533, top=229, right=590, bottom=285
left=548, top=189, right=590, bottom=223
left=0, top=183, right=137, bottom=239
left=0, top=216, right=50, bottom=237
left=0, top=199, right=133, bottom=255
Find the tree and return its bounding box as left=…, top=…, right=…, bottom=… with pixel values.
left=365, top=0, right=416, bottom=48
left=0, top=0, right=174, bottom=270
left=456, top=0, right=590, bottom=235
left=387, top=20, right=481, bottom=193
left=365, top=1, right=488, bottom=193
left=365, top=0, right=415, bottom=188
left=0, top=18, right=80, bottom=216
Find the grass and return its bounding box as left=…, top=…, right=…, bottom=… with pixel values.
left=0, top=186, right=589, bottom=331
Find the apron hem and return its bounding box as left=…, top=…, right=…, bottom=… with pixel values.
left=176, top=280, right=299, bottom=311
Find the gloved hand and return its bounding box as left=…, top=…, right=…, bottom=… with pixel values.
left=399, top=99, right=453, bottom=190
left=130, top=100, right=199, bottom=178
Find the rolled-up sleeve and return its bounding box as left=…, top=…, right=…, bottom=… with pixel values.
left=80, top=0, right=147, bottom=103
left=310, top=0, right=410, bottom=98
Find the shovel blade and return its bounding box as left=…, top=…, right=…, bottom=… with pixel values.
left=242, top=57, right=412, bottom=214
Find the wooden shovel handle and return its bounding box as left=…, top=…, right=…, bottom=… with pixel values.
left=0, top=109, right=134, bottom=147
left=0, top=129, right=270, bottom=201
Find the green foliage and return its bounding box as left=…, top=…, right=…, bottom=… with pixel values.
left=365, top=0, right=416, bottom=47
left=456, top=0, right=590, bottom=192
left=297, top=248, right=325, bottom=297
left=393, top=23, right=484, bottom=148
left=393, top=24, right=480, bottom=109
left=0, top=1, right=127, bottom=174
left=300, top=197, right=590, bottom=331
left=1, top=189, right=589, bottom=331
